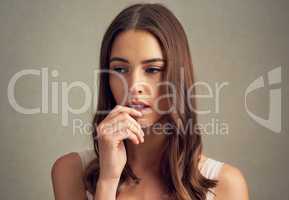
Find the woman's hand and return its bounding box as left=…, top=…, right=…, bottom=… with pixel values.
left=95, top=105, right=145, bottom=181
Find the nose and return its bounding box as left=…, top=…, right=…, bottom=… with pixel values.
left=128, top=68, right=146, bottom=97
left=129, top=85, right=143, bottom=95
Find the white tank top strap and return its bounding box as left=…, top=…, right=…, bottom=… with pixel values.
left=200, top=157, right=225, bottom=200
left=77, top=148, right=97, bottom=170
left=201, top=157, right=224, bottom=179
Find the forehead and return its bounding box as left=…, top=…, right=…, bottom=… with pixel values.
left=110, top=29, right=164, bottom=62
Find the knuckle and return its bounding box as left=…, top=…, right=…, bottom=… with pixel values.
left=124, top=128, right=130, bottom=135
left=122, top=112, right=129, bottom=118
left=115, top=105, right=122, bottom=110
left=136, top=123, right=141, bottom=130
left=127, top=121, right=133, bottom=129
left=118, top=112, right=127, bottom=118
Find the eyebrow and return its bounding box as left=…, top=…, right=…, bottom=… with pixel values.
left=109, top=57, right=166, bottom=65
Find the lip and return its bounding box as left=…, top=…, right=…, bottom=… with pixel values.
left=125, top=100, right=152, bottom=115
left=125, top=100, right=150, bottom=107
left=132, top=106, right=152, bottom=116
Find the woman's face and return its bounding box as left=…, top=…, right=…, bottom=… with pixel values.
left=109, top=29, right=168, bottom=128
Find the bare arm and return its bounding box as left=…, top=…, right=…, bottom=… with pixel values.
left=94, top=178, right=120, bottom=200
left=51, top=152, right=120, bottom=200
left=51, top=105, right=143, bottom=200
left=215, top=164, right=250, bottom=200
left=51, top=152, right=87, bottom=200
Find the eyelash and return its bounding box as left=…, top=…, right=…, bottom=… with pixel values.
left=112, top=66, right=162, bottom=74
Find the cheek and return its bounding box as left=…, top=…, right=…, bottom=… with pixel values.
left=109, top=77, right=126, bottom=104
left=153, top=83, right=170, bottom=112
left=149, top=84, right=162, bottom=112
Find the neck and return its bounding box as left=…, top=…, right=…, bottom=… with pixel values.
left=126, top=126, right=168, bottom=177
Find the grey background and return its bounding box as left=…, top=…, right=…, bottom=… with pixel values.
left=0, top=0, right=288, bottom=199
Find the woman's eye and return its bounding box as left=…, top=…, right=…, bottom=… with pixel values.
left=111, top=66, right=162, bottom=74
left=112, top=67, right=128, bottom=73
left=145, top=67, right=161, bottom=73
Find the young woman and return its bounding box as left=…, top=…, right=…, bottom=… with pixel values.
left=51, top=3, right=249, bottom=200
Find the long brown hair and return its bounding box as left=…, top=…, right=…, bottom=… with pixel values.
left=83, top=3, right=218, bottom=200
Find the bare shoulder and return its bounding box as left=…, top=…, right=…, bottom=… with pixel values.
left=51, top=152, right=86, bottom=200
left=214, top=163, right=249, bottom=200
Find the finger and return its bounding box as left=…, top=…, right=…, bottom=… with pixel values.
left=96, top=105, right=142, bottom=137
left=125, top=114, right=145, bottom=139
left=97, top=116, right=142, bottom=142
left=109, top=105, right=143, bottom=118
left=109, top=113, right=144, bottom=142
left=115, top=128, right=140, bottom=144
left=97, top=110, right=144, bottom=142
left=109, top=119, right=144, bottom=143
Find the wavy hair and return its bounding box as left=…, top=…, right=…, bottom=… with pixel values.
left=83, top=3, right=218, bottom=200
